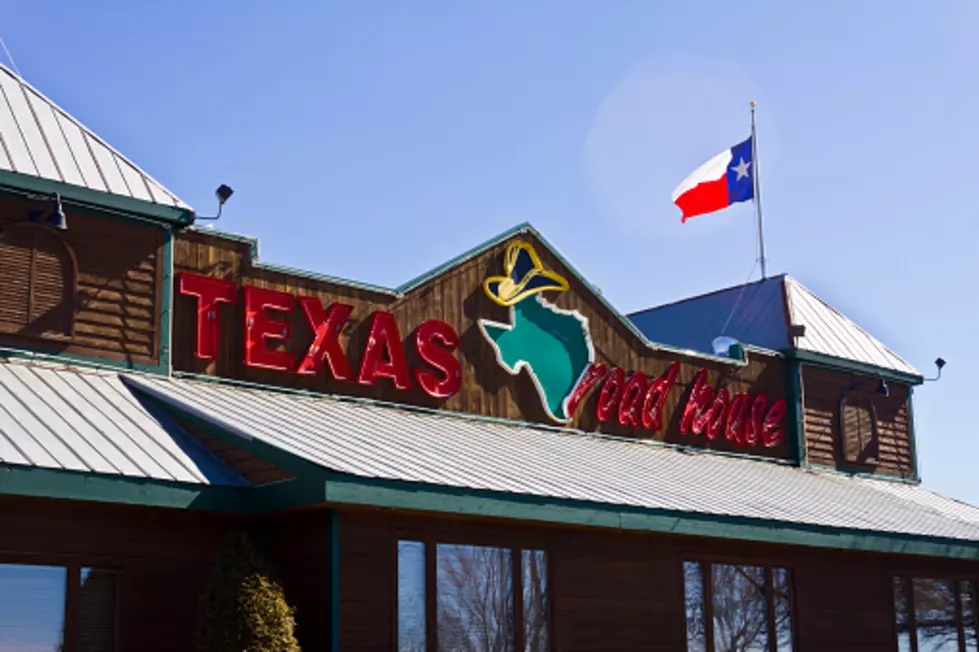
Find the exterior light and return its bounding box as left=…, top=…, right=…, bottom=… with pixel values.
left=196, top=184, right=234, bottom=223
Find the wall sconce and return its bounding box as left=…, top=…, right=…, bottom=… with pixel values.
left=924, top=357, right=946, bottom=382
left=0, top=192, right=68, bottom=240
left=195, top=184, right=234, bottom=223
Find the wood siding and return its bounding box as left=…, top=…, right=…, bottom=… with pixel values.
left=172, top=230, right=790, bottom=459
left=0, top=495, right=240, bottom=652
left=339, top=507, right=979, bottom=652
left=0, top=195, right=164, bottom=366
left=802, top=365, right=914, bottom=477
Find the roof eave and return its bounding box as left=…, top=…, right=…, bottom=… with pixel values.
left=784, top=348, right=924, bottom=385
left=0, top=169, right=195, bottom=227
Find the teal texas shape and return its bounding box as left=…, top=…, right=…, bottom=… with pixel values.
left=478, top=295, right=594, bottom=423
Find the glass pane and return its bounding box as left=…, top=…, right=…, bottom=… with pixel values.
left=773, top=568, right=794, bottom=651
left=894, top=577, right=913, bottom=652
left=78, top=569, right=118, bottom=652
left=398, top=541, right=427, bottom=652
left=522, top=550, right=548, bottom=652
left=437, top=544, right=514, bottom=652
left=712, top=564, right=769, bottom=652
left=0, top=564, right=66, bottom=652
left=961, top=580, right=977, bottom=652
left=683, top=562, right=707, bottom=652
left=914, top=578, right=959, bottom=652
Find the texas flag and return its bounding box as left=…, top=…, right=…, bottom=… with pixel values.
left=672, top=137, right=754, bottom=222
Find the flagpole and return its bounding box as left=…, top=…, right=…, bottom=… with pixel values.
left=750, top=101, right=767, bottom=279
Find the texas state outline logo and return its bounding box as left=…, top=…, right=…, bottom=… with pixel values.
left=477, top=241, right=595, bottom=423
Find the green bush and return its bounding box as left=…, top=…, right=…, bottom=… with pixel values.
left=196, top=532, right=301, bottom=652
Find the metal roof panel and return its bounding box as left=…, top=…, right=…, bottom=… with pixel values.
left=0, top=65, right=190, bottom=210
left=128, top=375, right=979, bottom=542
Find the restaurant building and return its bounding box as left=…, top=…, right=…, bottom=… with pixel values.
left=0, top=63, right=975, bottom=652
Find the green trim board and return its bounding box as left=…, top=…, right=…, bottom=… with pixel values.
left=0, top=345, right=165, bottom=375
left=159, top=226, right=174, bottom=374
left=785, top=349, right=924, bottom=385
left=785, top=359, right=806, bottom=465
left=908, top=386, right=921, bottom=480
left=0, top=463, right=244, bottom=511
left=321, top=472, right=979, bottom=561
left=0, top=169, right=194, bottom=226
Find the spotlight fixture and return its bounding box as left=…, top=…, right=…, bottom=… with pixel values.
left=924, top=357, right=946, bottom=382
left=876, top=378, right=889, bottom=397
left=28, top=193, right=67, bottom=231
left=196, top=184, right=234, bottom=222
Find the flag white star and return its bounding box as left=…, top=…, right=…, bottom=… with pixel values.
left=732, top=157, right=751, bottom=181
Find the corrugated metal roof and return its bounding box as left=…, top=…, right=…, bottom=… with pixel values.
left=628, top=276, right=789, bottom=355
left=0, top=65, right=189, bottom=209
left=127, top=374, right=979, bottom=542
left=0, top=361, right=242, bottom=485
left=784, top=277, right=919, bottom=376
left=628, top=275, right=920, bottom=377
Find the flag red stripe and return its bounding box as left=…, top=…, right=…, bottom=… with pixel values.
left=675, top=177, right=730, bottom=222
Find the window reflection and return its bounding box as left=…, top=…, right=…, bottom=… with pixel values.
left=437, top=544, right=514, bottom=652
left=682, top=561, right=793, bottom=652
left=522, top=550, right=547, bottom=652
left=962, top=581, right=978, bottom=652
left=914, top=578, right=959, bottom=652
left=712, top=564, right=769, bottom=652
left=398, top=542, right=426, bottom=652
left=894, top=577, right=913, bottom=652
left=683, top=562, right=707, bottom=652
left=773, top=567, right=794, bottom=651
left=0, top=564, right=67, bottom=652
left=78, top=568, right=118, bottom=652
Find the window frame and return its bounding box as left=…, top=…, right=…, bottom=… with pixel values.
left=393, top=537, right=553, bottom=652
left=682, top=558, right=798, bottom=652
left=893, top=574, right=979, bottom=652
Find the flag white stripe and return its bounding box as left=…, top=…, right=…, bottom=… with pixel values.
left=670, top=148, right=732, bottom=202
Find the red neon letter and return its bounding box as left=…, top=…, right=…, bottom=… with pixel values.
left=596, top=368, right=625, bottom=422
left=618, top=372, right=648, bottom=427
left=296, top=298, right=354, bottom=380
left=244, top=286, right=296, bottom=372
left=725, top=392, right=750, bottom=445
left=705, top=387, right=730, bottom=440
left=762, top=399, right=788, bottom=448
left=565, top=363, right=608, bottom=419
left=358, top=311, right=411, bottom=390
left=680, top=368, right=714, bottom=436
left=414, top=320, right=462, bottom=399
left=641, top=362, right=680, bottom=431
left=744, top=394, right=769, bottom=446
left=178, top=272, right=237, bottom=361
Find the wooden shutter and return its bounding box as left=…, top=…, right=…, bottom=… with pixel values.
left=0, top=224, right=76, bottom=338
left=842, top=393, right=878, bottom=464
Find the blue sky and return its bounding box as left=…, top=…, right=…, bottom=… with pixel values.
left=5, top=1, right=979, bottom=502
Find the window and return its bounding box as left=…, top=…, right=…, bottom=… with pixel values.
left=0, top=563, right=118, bottom=652
left=78, top=568, right=119, bottom=652
left=0, top=564, right=67, bottom=651
left=397, top=540, right=549, bottom=652
left=893, top=577, right=979, bottom=652
left=683, top=561, right=795, bottom=652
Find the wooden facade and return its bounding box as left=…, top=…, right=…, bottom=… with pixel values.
left=0, top=194, right=165, bottom=367
left=171, top=229, right=790, bottom=459
left=801, top=365, right=915, bottom=477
